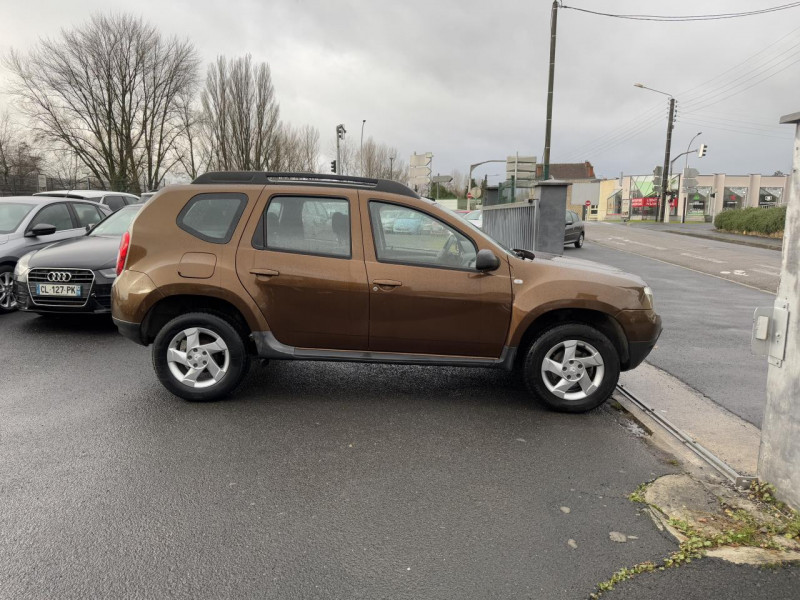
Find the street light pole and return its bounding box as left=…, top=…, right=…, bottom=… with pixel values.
left=389, top=155, right=395, bottom=180
left=360, top=119, right=366, bottom=176
left=468, top=159, right=505, bottom=209
left=335, top=124, right=346, bottom=175
left=634, top=84, right=675, bottom=222
left=680, top=132, right=702, bottom=223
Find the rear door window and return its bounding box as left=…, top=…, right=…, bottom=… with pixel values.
left=252, top=196, right=351, bottom=258
left=72, top=203, right=104, bottom=227
left=177, top=193, right=247, bottom=244
left=103, top=196, right=127, bottom=212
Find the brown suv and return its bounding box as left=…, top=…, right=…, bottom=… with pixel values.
left=112, top=172, right=661, bottom=412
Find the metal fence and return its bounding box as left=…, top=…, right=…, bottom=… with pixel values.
left=0, top=174, right=106, bottom=197
left=482, top=201, right=537, bottom=252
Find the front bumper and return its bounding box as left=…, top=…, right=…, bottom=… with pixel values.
left=623, top=313, right=662, bottom=371
left=14, top=278, right=113, bottom=314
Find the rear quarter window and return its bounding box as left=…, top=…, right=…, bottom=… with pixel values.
left=177, top=193, right=247, bottom=244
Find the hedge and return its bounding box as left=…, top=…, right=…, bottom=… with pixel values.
left=714, top=205, right=786, bottom=236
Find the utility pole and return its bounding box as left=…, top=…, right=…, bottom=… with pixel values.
left=543, top=0, right=558, bottom=181
left=659, top=98, right=676, bottom=222
left=757, top=110, right=800, bottom=509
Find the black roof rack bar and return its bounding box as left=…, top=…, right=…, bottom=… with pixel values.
left=191, top=171, right=419, bottom=199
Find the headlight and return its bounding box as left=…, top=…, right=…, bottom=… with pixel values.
left=642, top=286, right=654, bottom=309
left=14, top=253, right=34, bottom=283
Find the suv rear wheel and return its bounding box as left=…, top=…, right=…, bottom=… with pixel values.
left=523, top=323, right=620, bottom=413
left=152, top=312, right=250, bottom=401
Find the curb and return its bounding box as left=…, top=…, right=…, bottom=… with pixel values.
left=660, top=229, right=782, bottom=252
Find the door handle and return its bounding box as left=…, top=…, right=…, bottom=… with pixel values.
left=373, top=279, right=402, bottom=289
left=250, top=268, right=280, bottom=278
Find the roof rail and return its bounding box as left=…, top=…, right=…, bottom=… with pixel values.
left=191, top=171, right=419, bottom=199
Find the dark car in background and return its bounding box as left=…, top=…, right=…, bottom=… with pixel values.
left=565, top=209, right=585, bottom=248
left=35, top=190, right=141, bottom=212
left=14, top=204, right=141, bottom=315
left=0, top=196, right=111, bottom=313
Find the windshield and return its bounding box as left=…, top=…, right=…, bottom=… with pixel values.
left=89, top=205, right=141, bottom=237
left=0, top=202, right=35, bottom=234
left=465, top=210, right=481, bottom=221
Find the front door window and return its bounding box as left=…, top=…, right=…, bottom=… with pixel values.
left=368, top=202, right=477, bottom=270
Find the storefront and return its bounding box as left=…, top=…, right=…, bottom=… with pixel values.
left=631, top=196, right=677, bottom=219
left=759, top=187, right=783, bottom=207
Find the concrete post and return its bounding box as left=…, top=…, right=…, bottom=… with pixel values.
left=758, top=111, right=800, bottom=509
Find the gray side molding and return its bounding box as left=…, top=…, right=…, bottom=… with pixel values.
left=252, top=331, right=516, bottom=371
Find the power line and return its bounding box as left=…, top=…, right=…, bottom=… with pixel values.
left=560, top=2, right=800, bottom=22
left=680, top=118, right=794, bottom=139
left=674, top=24, right=800, bottom=99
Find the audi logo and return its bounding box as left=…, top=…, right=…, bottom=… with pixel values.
left=47, top=271, right=72, bottom=282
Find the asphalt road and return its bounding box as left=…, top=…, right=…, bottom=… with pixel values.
left=572, top=229, right=775, bottom=427
left=586, top=222, right=781, bottom=293
left=1, top=310, right=682, bottom=599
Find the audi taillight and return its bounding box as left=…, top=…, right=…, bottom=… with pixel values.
left=116, top=231, right=130, bottom=276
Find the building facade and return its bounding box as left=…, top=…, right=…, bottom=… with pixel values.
left=576, top=173, right=789, bottom=221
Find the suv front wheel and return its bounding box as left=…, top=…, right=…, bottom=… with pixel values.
left=523, top=323, right=620, bottom=413
left=152, top=312, right=250, bottom=401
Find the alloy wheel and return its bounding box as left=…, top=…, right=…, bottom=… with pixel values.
left=166, top=327, right=230, bottom=388
left=0, top=271, right=17, bottom=310
left=540, top=339, right=605, bottom=401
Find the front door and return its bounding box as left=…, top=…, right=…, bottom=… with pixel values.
left=236, top=191, right=369, bottom=350
left=361, top=196, right=512, bottom=358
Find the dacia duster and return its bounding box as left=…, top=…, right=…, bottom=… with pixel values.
left=112, top=172, right=661, bottom=412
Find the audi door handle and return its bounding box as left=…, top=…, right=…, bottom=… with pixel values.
left=250, top=268, right=280, bottom=278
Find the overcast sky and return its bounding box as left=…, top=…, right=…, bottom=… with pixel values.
left=1, top=0, right=798, bottom=184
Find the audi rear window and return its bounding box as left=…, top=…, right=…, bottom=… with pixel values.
left=177, top=193, right=247, bottom=244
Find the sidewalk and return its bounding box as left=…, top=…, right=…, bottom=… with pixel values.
left=618, top=221, right=783, bottom=251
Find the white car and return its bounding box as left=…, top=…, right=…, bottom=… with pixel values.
left=35, top=190, right=141, bottom=213
left=465, top=209, right=483, bottom=229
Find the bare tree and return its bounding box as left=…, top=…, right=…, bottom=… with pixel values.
left=5, top=14, right=199, bottom=193
left=201, top=55, right=280, bottom=171
left=448, top=169, right=468, bottom=198
left=0, top=112, right=44, bottom=194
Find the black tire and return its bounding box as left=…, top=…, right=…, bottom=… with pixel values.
left=522, top=323, right=620, bottom=413
left=152, top=312, right=250, bottom=401
left=0, top=264, right=18, bottom=314
left=574, top=232, right=584, bottom=248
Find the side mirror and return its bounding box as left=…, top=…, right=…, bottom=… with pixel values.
left=475, top=249, right=500, bottom=271
left=25, top=223, right=57, bottom=237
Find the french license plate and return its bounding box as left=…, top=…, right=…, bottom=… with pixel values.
left=37, top=284, right=82, bottom=297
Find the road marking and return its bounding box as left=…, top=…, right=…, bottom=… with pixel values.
left=720, top=271, right=731, bottom=274
left=752, top=268, right=780, bottom=277
left=733, top=270, right=749, bottom=277
left=680, top=252, right=725, bottom=264
left=757, top=264, right=781, bottom=270
left=606, top=236, right=666, bottom=250
left=587, top=240, right=776, bottom=294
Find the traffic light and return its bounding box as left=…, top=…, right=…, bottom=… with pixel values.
left=698, top=144, right=708, bottom=158
left=653, top=165, right=663, bottom=179
left=330, top=160, right=337, bottom=173
left=336, top=124, right=346, bottom=139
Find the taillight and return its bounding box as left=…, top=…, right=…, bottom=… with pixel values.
left=116, top=231, right=130, bottom=276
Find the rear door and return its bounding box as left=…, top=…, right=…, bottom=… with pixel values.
left=236, top=189, right=369, bottom=351
left=360, top=194, right=512, bottom=358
